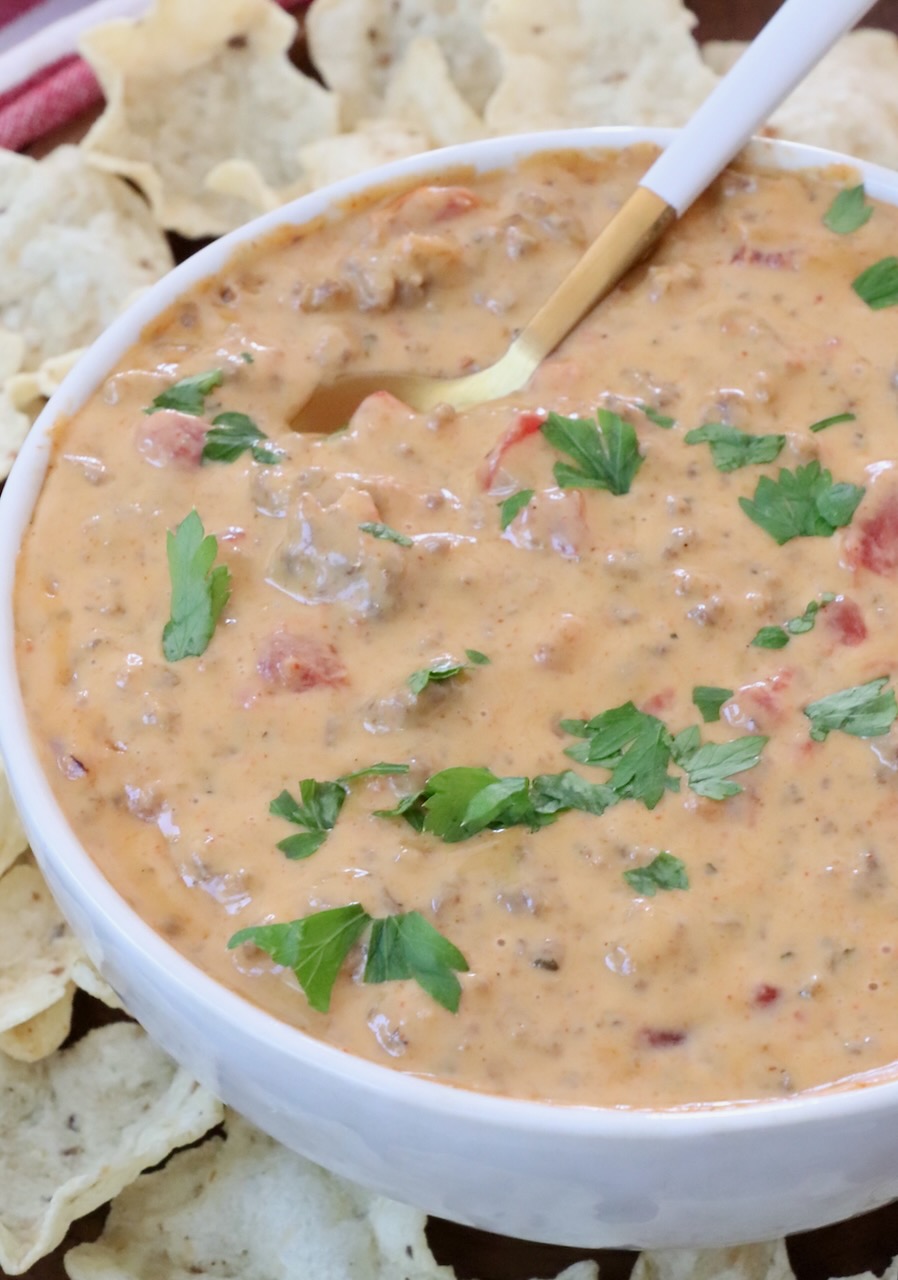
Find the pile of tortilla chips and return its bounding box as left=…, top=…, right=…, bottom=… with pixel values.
left=3, top=0, right=898, bottom=1274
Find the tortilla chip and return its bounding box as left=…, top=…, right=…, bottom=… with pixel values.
left=307, top=0, right=499, bottom=127
left=65, top=1109, right=451, bottom=1280
left=71, top=958, right=124, bottom=1011
left=0, top=328, right=25, bottom=382
left=79, top=0, right=339, bottom=237
left=383, top=37, right=487, bottom=147
left=701, top=39, right=744, bottom=76
left=0, top=146, right=172, bottom=373
left=0, top=758, right=28, bottom=878
left=631, top=1240, right=795, bottom=1280
left=0, top=987, right=74, bottom=1063
left=298, top=119, right=432, bottom=190
left=0, top=858, right=86, bottom=1036
left=0, top=389, right=32, bottom=481
left=763, top=30, right=898, bottom=169
left=483, top=0, right=718, bottom=133
left=0, top=1022, right=221, bottom=1274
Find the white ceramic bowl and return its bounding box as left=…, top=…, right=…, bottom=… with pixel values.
left=4, top=127, right=898, bottom=1251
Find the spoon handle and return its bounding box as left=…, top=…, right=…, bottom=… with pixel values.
left=643, top=0, right=877, bottom=215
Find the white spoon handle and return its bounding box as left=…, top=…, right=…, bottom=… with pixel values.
left=643, top=0, right=877, bottom=215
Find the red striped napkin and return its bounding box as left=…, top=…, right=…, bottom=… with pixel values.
left=0, top=0, right=308, bottom=152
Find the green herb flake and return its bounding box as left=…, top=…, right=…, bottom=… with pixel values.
left=240, top=352, right=255, bottom=364
left=809, top=412, right=856, bottom=433
left=407, top=653, right=488, bottom=695
left=499, top=488, right=535, bottom=530
left=146, top=369, right=223, bottom=416
left=161, top=510, right=231, bottom=662
left=359, top=522, right=413, bottom=547
left=804, top=677, right=898, bottom=742
left=853, top=257, right=898, bottom=309
left=751, top=594, right=835, bottom=649
left=364, top=911, right=469, bottom=1012
left=738, top=461, right=865, bottom=544
left=337, top=763, right=410, bottom=783
left=692, top=686, right=734, bottom=723
left=623, top=851, right=689, bottom=897
left=823, top=184, right=873, bottom=235
left=562, top=702, right=675, bottom=810
left=541, top=408, right=643, bottom=496
left=228, top=904, right=371, bottom=1013
left=751, top=626, right=790, bottom=650
left=684, top=422, right=786, bottom=473
left=270, top=778, right=347, bottom=859
left=672, top=733, right=768, bottom=800
left=202, top=412, right=279, bottom=465
left=642, top=405, right=676, bottom=429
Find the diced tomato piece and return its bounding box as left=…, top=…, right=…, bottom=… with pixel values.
left=638, top=1028, right=687, bottom=1049
left=136, top=410, right=207, bottom=468
left=847, top=493, right=898, bottom=576
left=824, top=597, right=867, bottom=646
left=730, top=245, right=797, bottom=270
left=382, top=186, right=481, bottom=232
left=642, top=688, right=675, bottom=716
left=727, top=669, right=793, bottom=731
left=753, top=983, right=781, bottom=1007
left=482, top=411, right=547, bottom=489
left=257, top=631, right=347, bottom=693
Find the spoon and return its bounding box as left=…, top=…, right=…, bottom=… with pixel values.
left=292, top=0, right=875, bottom=433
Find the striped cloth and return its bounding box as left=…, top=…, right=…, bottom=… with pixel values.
left=0, top=0, right=306, bottom=151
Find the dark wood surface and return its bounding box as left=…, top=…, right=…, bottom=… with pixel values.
left=15, top=1, right=898, bottom=1276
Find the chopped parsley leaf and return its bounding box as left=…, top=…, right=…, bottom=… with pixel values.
left=562, top=702, right=674, bottom=810
left=499, top=488, right=535, bottom=530
left=146, top=368, right=223, bottom=416
left=364, top=912, right=469, bottom=1012
left=751, top=594, right=835, bottom=649
left=641, top=405, right=676, bottom=429
left=240, top=352, right=255, bottom=364
left=270, top=779, right=347, bottom=859
left=407, top=653, right=487, bottom=695
left=229, top=905, right=370, bottom=1013
left=672, top=731, right=768, bottom=800
left=853, top=257, right=898, bottom=309
left=738, top=461, right=864, bottom=544
left=684, top=422, right=785, bottom=472
left=359, top=522, right=413, bottom=547
left=692, top=685, right=733, bottom=723
left=809, top=411, right=856, bottom=433
left=202, top=412, right=279, bottom=465
left=823, top=184, right=873, bottom=235
left=336, top=763, right=410, bottom=783
left=465, top=648, right=490, bottom=665
left=161, top=510, right=231, bottom=662
left=804, top=677, right=898, bottom=742
left=541, top=408, right=642, bottom=495
left=623, top=851, right=689, bottom=897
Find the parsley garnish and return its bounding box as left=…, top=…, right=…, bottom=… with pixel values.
left=270, top=780, right=347, bottom=859
left=751, top=593, right=835, bottom=649
left=161, top=510, right=231, bottom=662
left=359, top=522, right=413, bottom=547
left=201, top=412, right=279, bottom=465
left=684, top=423, right=785, bottom=472
left=823, top=185, right=873, bottom=235
left=146, top=369, right=223, bottom=416
left=853, top=257, right=898, bottom=309
left=738, top=461, right=864, bottom=544
left=541, top=409, right=642, bottom=495
left=407, top=653, right=488, bottom=695
left=561, top=703, right=674, bottom=810
left=336, top=763, right=410, bottom=783
left=804, top=677, right=898, bottom=742
left=229, top=905, right=370, bottom=1013
left=230, top=906, right=468, bottom=1014
left=364, top=912, right=469, bottom=1013
left=692, top=686, right=733, bottom=723
left=671, top=727, right=768, bottom=800
left=499, top=489, right=534, bottom=530
left=240, top=352, right=255, bottom=364
left=563, top=701, right=767, bottom=805
left=641, top=405, right=675, bottom=429
left=809, top=412, right=856, bottom=433
left=623, top=851, right=689, bottom=897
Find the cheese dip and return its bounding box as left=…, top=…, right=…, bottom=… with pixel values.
left=15, top=145, right=898, bottom=1108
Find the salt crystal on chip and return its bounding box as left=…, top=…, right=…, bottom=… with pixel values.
left=0, top=1021, right=222, bottom=1274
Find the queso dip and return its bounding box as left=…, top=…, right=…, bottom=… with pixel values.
left=15, top=145, right=898, bottom=1108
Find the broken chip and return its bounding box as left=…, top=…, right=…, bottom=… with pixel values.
left=79, top=0, right=340, bottom=237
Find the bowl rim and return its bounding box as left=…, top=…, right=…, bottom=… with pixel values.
left=4, top=123, right=898, bottom=1136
